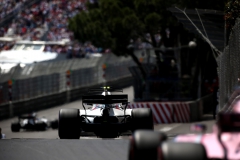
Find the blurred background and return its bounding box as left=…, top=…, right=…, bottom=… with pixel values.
left=4, top=0, right=240, bottom=159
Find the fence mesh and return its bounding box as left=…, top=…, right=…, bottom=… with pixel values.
left=218, top=19, right=240, bottom=111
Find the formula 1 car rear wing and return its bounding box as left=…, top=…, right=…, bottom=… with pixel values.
left=18, top=113, right=37, bottom=119
left=87, top=86, right=123, bottom=94
left=82, top=95, right=128, bottom=104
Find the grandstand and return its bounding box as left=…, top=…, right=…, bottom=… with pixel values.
left=0, top=0, right=92, bottom=49
left=0, top=0, right=104, bottom=74
left=1, top=0, right=88, bottom=41
left=0, top=40, right=70, bottom=73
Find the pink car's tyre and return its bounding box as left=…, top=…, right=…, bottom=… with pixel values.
left=58, top=108, right=81, bottom=139
left=128, top=130, right=167, bottom=160
left=159, top=142, right=207, bottom=160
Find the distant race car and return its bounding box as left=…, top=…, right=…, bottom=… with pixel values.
left=128, top=113, right=240, bottom=160
left=58, top=86, right=154, bottom=139
left=11, top=112, right=58, bottom=132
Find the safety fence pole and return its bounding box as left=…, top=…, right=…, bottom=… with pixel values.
left=102, top=63, right=107, bottom=78
left=66, top=70, right=71, bottom=102
left=102, top=63, right=107, bottom=84
left=8, top=79, right=13, bottom=117
left=0, top=84, right=2, bottom=105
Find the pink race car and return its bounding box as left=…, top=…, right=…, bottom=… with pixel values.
left=172, top=100, right=240, bottom=160
left=128, top=112, right=240, bottom=160
left=175, top=112, right=240, bottom=160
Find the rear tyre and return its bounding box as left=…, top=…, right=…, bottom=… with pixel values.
left=11, top=122, right=21, bottom=132
left=131, top=108, right=153, bottom=132
left=58, top=108, right=81, bottom=139
left=128, top=130, right=167, bottom=160
left=160, top=142, right=207, bottom=160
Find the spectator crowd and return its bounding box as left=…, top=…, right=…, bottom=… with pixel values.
left=3, top=0, right=88, bottom=41
left=0, top=0, right=26, bottom=21
left=0, top=0, right=107, bottom=57
left=43, top=42, right=105, bottom=59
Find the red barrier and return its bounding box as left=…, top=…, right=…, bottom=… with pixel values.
left=172, top=102, right=190, bottom=123
left=128, top=102, right=190, bottom=124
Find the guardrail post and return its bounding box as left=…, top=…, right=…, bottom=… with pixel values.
left=144, top=49, right=150, bottom=100
left=66, top=70, right=71, bottom=102
left=102, top=63, right=107, bottom=78
left=102, top=63, right=107, bottom=84
left=8, top=79, right=13, bottom=117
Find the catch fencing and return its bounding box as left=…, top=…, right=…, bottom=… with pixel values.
left=218, top=18, right=240, bottom=112
left=0, top=52, right=143, bottom=105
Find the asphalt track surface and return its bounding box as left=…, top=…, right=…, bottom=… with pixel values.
left=0, top=86, right=216, bottom=160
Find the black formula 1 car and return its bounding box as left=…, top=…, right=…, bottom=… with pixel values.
left=58, top=87, right=154, bottom=139
left=11, top=112, right=58, bottom=132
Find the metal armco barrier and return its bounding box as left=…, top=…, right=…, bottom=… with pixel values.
left=128, top=102, right=190, bottom=124
left=0, top=53, right=143, bottom=106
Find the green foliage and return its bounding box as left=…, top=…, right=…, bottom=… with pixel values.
left=144, top=13, right=161, bottom=32
left=69, top=0, right=226, bottom=55
left=68, top=0, right=225, bottom=55
left=68, top=0, right=179, bottom=56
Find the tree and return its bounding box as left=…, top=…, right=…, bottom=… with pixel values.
left=68, top=0, right=225, bottom=68
left=68, top=0, right=225, bottom=100
left=68, top=0, right=179, bottom=79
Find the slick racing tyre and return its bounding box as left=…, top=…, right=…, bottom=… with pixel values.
left=58, top=108, right=81, bottom=139
left=128, top=130, right=167, bottom=160
left=160, top=142, right=207, bottom=160
left=11, top=122, right=21, bottom=132
left=131, top=108, right=153, bottom=132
